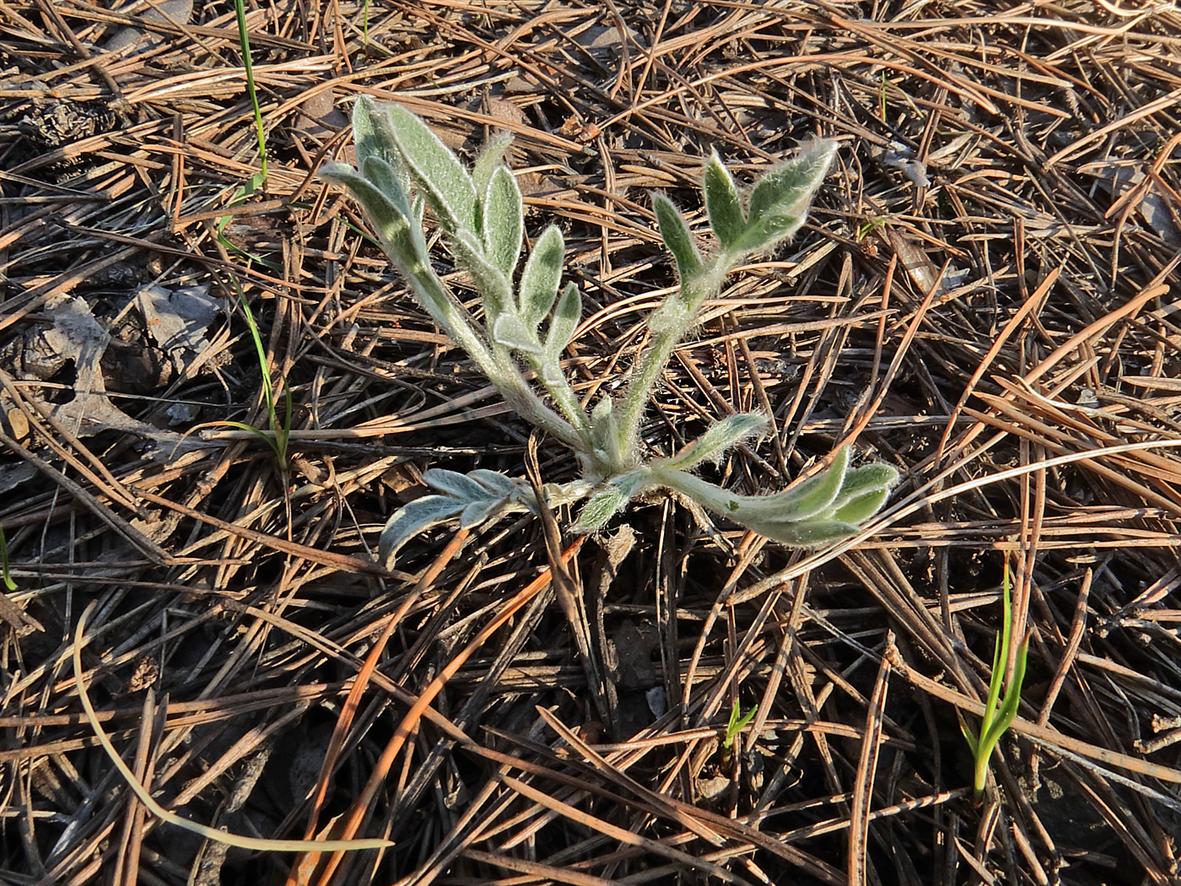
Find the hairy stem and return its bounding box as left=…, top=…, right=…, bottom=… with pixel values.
left=399, top=259, right=585, bottom=450
left=616, top=256, right=733, bottom=461
left=526, top=354, right=591, bottom=436
left=648, top=464, right=734, bottom=514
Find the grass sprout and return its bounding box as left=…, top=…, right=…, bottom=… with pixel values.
left=216, top=0, right=268, bottom=236
left=723, top=700, right=758, bottom=751
left=0, top=525, right=14, bottom=591
left=198, top=294, right=292, bottom=473
left=963, top=557, right=1030, bottom=797
left=234, top=0, right=267, bottom=185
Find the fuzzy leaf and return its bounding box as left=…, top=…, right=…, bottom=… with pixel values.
left=423, top=468, right=488, bottom=502
left=473, top=131, right=513, bottom=200
left=320, top=163, right=419, bottom=266
left=354, top=98, right=410, bottom=197
left=361, top=155, right=414, bottom=221
left=518, top=225, right=564, bottom=326
left=451, top=229, right=513, bottom=316
left=739, top=517, right=859, bottom=548
left=574, top=486, right=630, bottom=533
left=378, top=495, right=465, bottom=567
left=729, top=211, right=806, bottom=255
left=460, top=497, right=505, bottom=528
left=747, top=139, right=836, bottom=224
left=573, top=471, right=649, bottom=533
left=828, top=463, right=899, bottom=512
left=492, top=313, right=543, bottom=354
left=736, top=446, right=850, bottom=524
left=469, top=469, right=518, bottom=497
left=384, top=104, right=478, bottom=233
left=828, top=485, right=891, bottom=525
left=653, top=194, right=702, bottom=280
left=664, top=413, right=768, bottom=471
left=482, top=166, right=523, bottom=277
left=590, top=395, right=623, bottom=465
left=544, top=282, right=581, bottom=356
left=703, top=150, right=745, bottom=249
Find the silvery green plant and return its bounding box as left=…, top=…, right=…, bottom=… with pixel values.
left=322, top=98, right=899, bottom=566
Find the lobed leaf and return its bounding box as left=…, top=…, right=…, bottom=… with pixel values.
left=482, top=166, right=523, bottom=278
left=384, top=104, right=478, bottom=233
left=519, top=225, right=564, bottom=325
left=653, top=194, right=703, bottom=281
left=378, top=495, right=465, bottom=567
left=703, top=150, right=745, bottom=249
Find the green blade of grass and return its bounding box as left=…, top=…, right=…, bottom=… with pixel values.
left=233, top=0, right=267, bottom=183
left=970, top=558, right=1029, bottom=796
left=0, top=525, right=15, bottom=591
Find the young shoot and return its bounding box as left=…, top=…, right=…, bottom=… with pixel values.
left=723, top=700, right=758, bottom=752
left=0, top=525, right=15, bottom=591
left=962, top=558, right=1030, bottom=798
left=322, top=98, right=899, bottom=566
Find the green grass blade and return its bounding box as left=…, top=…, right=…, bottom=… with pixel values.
left=233, top=0, right=267, bottom=183
left=0, top=525, right=15, bottom=591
